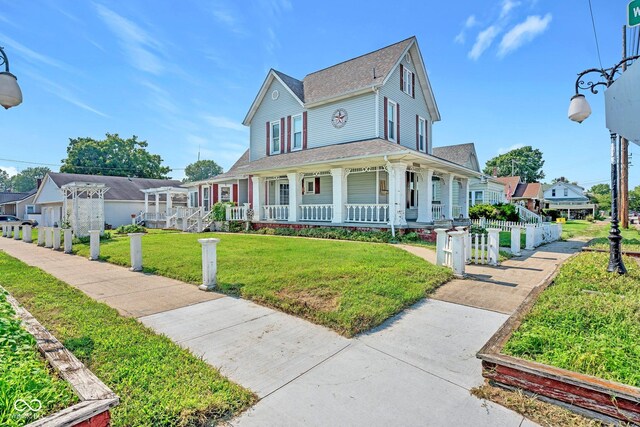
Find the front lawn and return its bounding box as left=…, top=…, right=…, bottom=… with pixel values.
left=73, top=231, right=452, bottom=336
left=0, top=253, right=255, bottom=427
left=504, top=252, right=640, bottom=387
left=0, top=290, right=77, bottom=427
left=560, top=220, right=640, bottom=251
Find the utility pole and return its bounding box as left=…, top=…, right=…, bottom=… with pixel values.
left=620, top=25, right=630, bottom=228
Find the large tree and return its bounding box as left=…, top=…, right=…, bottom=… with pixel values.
left=10, top=167, right=51, bottom=192
left=483, top=146, right=545, bottom=183
left=183, top=160, right=223, bottom=182
left=0, top=169, right=10, bottom=191
left=588, top=184, right=611, bottom=214
left=552, top=176, right=578, bottom=185
left=60, top=133, right=171, bottom=179
left=589, top=183, right=610, bottom=195
left=629, top=185, right=640, bottom=212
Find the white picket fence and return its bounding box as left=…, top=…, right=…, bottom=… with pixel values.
left=525, top=223, right=562, bottom=249
left=471, top=218, right=528, bottom=231
left=469, top=233, right=489, bottom=265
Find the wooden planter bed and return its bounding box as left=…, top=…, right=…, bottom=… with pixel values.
left=477, top=263, right=640, bottom=425
left=5, top=292, right=119, bottom=427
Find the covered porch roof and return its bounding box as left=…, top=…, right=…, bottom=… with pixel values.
left=141, top=186, right=189, bottom=195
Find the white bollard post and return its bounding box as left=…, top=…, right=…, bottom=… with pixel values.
left=525, top=224, right=536, bottom=250
left=487, top=228, right=500, bottom=266
left=22, top=224, right=32, bottom=243
left=455, top=226, right=470, bottom=264
left=2, top=225, right=7, bottom=237
left=434, top=228, right=449, bottom=267
left=52, top=228, right=61, bottom=250
left=37, top=228, right=45, bottom=246
left=198, top=238, right=220, bottom=291
left=448, top=230, right=466, bottom=278
left=128, top=233, right=144, bottom=271
left=510, top=225, right=522, bottom=256
left=44, top=227, right=53, bottom=248
left=88, top=230, right=100, bottom=260
left=63, top=229, right=73, bottom=254
left=13, top=225, right=21, bottom=240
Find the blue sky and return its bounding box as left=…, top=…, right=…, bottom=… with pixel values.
left=0, top=0, right=637, bottom=189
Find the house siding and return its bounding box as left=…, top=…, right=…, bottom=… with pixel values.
left=302, top=175, right=333, bottom=204
left=378, top=54, right=433, bottom=153
left=346, top=171, right=388, bottom=204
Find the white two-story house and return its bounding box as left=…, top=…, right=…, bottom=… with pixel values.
left=543, top=181, right=596, bottom=219
left=179, top=37, right=482, bottom=229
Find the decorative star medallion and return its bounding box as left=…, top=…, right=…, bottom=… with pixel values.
left=331, top=108, right=348, bottom=128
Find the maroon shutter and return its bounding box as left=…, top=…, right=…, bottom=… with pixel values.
left=212, top=184, right=219, bottom=203
left=302, top=111, right=308, bottom=149
left=248, top=175, right=253, bottom=208
left=301, top=177, right=305, bottom=195
left=425, top=120, right=429, bottom=153
left=400, top=64, right=404, bottom=92
left=265, top=121, right=270, bottom=156
left=280, top=117, right=285, bottom=153
left=383, top=97, right=388, bottom=140
left=286, top=115, right=291, bottom=153
left=198, top=185, right=202, bottom=206
left=412, top=72, right=415, bottom=98
left=315, top=177, right=320, bottom=194
left=396, top=103, right=400, bottom=144
left=416, top=115, right=419, bottom=151
left=232, top=184, right=238, bottom=204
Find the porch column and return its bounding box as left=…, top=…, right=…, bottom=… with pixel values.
left=460, top=178, right=470, bottom=218
left=417, top=170, right=432, bottom=223
left=165, top=191, right=172, bottom=228
left=331, top=168, right=347, bottom=223
left=154, top=193, right=159, bottom=218
left=440, top=174, right=453, bottom=219
left=144, top=193, right=149, bottom=213
left=387, top=163, right=407, bottom=226
left=287, top=173, right=301, bottom=222
left=252, top=177, right=265, bottom=221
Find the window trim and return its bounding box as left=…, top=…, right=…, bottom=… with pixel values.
left=291, top=114, right=303, bottom=151
left=219, top=185, right=232, bottom=202
left=387, top=99, right=397, bottom=143
left=270, top=120, right=281, bottom=154
left=403, top=68, right=414, bottom=96
left=304, top=178, right=315, bottom=194
left=551, top=189, right=556, bottom=197
left=418, top=116, right=426, bottom=153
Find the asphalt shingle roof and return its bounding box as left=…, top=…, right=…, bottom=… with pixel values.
left=47, top=173, right=182, bottom=201
left=0, top=191, right=34, bottom=204
left=432, top=143, right=478, bottom=170
left=495, top=176, right=521, bottom=197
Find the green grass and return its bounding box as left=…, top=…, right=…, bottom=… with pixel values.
left=0, top=253, right=255, bottom=427
left=499, top=231, right=525, bottom=248
left=0, top=290, right=77, bottom=427
left=72, top=231, right=452, bottom=336
left=504, top=252, right=640, bottom=387
left=559, top=220, right=640, bottom=251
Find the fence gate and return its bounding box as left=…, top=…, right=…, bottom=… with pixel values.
left=469, top=233, right=488, bottom=264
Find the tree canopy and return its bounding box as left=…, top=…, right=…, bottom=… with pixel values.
left=483, top=146, right=545, bottom=183
left=9, top=167, right=51, bottom=192
left=588, top=184, right=611, bottom=213
left=552, top=176, right=578, bottom=185
left=60, top=133, right=171, bottom=179
left=589, top=183, right=611, bottom=195
left=183, top=160, right=223, bottom=182
left=0, top=169, right=10, bottom=191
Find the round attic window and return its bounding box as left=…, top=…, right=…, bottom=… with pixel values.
left=271, top=89, right=279, bottom=100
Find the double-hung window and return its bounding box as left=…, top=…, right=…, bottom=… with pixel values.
left=418, top=116, right=426, bottom=152
left=563, top=188, right=568, bottom=197
left=292, top=114, right=302, bottom=150
left=387, top=100, right=397, bottom=142
left=403, top=68, right=414, bottom=96
left=271, top=121, right=281, bottom=154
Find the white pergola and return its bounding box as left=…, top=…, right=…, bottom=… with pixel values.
left=141, top=187, right=189, bottom=226
left=61, top=182, right=110, bottom=237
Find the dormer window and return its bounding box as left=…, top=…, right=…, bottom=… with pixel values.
left=271, top=121, right=281, bottom=154
left=387, top=99, right=397, bottom=142
left=403, top=68, right=414, bottom=97
left=292, top=114, right=302, bottom=151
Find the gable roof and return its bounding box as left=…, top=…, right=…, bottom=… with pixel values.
left=432, top=143, right=480, bottom=172
left=513, top=182, right=542, bottom=199
left=243, top=36, right=441, bottom=125
left=547, top=181, right=585, bottom=193
left=495, top=176, right=521, bottom=197
left=38, top=173, right=182, bottom=202
left=0, top=191, right=33, bottom=204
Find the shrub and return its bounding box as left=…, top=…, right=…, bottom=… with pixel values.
left=469, top=204, right=498, bottom=220
left=542, top=209, right=562, bottom=221
left=246, top=226, right=427, bottom=244
left=114, top=224, right=146, bottom=235
left=495, top=203, right=519, bottom=222
left=209, top=202, right=235, bottom=221
left=470, top=224, right=487, bottom=235
left=585, top=214, right=595, bottom=222
left=72, top=231, right=111, bottom=245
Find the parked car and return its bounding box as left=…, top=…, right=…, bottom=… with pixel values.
left=0, top=215, right=38, bottom=227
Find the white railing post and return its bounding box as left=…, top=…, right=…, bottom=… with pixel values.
left=455, top=226, right=470, bottom=263
left=22, top=224, right=32, bottom=243
left=13, top=225, right=20, bottom=240
left=487, top=228, right=500, bottom=266
left=435, top=228, right=449, bottom=267
left=129, top=233, right=144, bottom=272
left=44, top=227, right=53, bottom=248
left=37, top=227, right=45, bottom=246
left=52, top=227, right=61, bottom=250
left=525, top=224, right=536, bottom=250
left=2, top=225, right=7, bottom=237
left=225, top=205, right=232, bottom=221
left=243, top=203, right=250, bottom=220
left=198, top=238, right=220, bottom=291
left=88, top=230, right=100, bottom=260
left=510, top=225, right=522, bottom=256
left=448, top=230, right=466, bottom=278
left=63, top=229, right=73, bottom=254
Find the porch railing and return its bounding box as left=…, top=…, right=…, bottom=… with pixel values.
left=452, top=205, right=462, bottom=218
left=432, top=205, right=444, bottom=220
left=300, top=204, right=333, bottom=222
left=226, top=205, right=248, bottom=221
left=263, top=205, right=289, bottom=221
left=344, top=204, right=388, bottom=223
left=144, top=212, right=166, bottom=222
left=176, top=207, right=201, bottom=218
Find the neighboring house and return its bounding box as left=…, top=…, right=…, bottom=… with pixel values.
left=0, top=190, right=38, bottom=218
left=543, top=181, right=596, bottom=219
left=179, top=37, right=481, bottom=229
left=33, top=172, right=183, bottom=229
left=495, top=175, right=544, bottom=214
left=0, top=191, right=35, bottom=215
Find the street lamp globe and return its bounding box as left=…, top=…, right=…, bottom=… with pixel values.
left=0, top=71, right=22, bottom=109
left=568, top=94, right=591, bottom=123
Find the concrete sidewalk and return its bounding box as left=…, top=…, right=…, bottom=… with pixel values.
left=0, top=236, right=567, bottom=426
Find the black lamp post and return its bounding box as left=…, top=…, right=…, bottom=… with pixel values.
left=568, top=55, right=640, bottom=274
left=0, top=46, right=22, bottom=109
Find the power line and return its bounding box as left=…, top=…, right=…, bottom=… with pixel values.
left=587, top=0, right=604, bottom=70
left=0, top=157, right=186, bottom=173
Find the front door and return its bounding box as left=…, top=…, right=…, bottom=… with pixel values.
left=278, top=183, right=289, bottom=205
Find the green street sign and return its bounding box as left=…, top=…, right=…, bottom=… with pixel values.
left=630, top=0, right=640, bottom=27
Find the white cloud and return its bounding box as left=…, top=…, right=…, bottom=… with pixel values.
left=498, top=13, right=552, bottom=57
left=498, top=143, right=524, bottom=154
left=0, top=33, right=71, bottom=71
left=94, top=4, right=165, bottom=74
left=500, top=0, right=521, bottom=19
left=202, top=115, right=246, bottom=132
left=465, top=15, right=478, bottom=28
left=454, top=15, right=478, bottom=44
left=0, top=166, right=18, bottom=177
left=468, top=26, right=500, bottom=60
